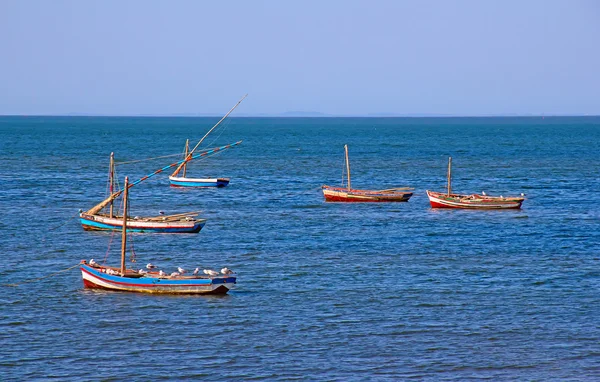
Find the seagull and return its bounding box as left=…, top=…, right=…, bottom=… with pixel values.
left=89, top=259, right=98, bottom=267
left=193, top=268, right=200, bottom=275
left=159, top=270, right=166, bottom=277
left=521, top=193, right=525, bottom=196
left=204, top=269, right=219, bottom=277
left=177, top=267, right=186, bottom=274
left=159, top=211, right=165, bottom=215
left=138, top=269, right=147, bottom=274
left=170, top=272, right=180, bottom=277
left=146, top=263, right=157, bottom=270
left=482, top=191, right=486, bottom=196
left=221, top=267, right=233, bottom=275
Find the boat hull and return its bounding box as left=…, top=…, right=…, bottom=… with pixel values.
left=80, top=264, right=235, bottom=294
left=80, top=213, right=206, bottom=233
left=169, top=176, right=230, bottom=188
left=426, top=190, right=524, bottom=209
left=322, top=185, right=413, bottom=202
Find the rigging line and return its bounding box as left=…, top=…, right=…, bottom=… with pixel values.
left=202, top=117, right=231, bottom=149
left=2, top=263, right=81, bottom=287
left=46, top=210, right=82, bottom=233
left=115, top=153, right=182, bottom=166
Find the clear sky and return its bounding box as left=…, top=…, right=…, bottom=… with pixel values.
left=1, top=0, right=599, bottom=116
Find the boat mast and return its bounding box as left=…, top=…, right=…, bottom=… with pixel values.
left=109, top=152, right=115, bottom=218
left=447, top=156, right=452, bottom=196
left=171, top=94, right=247, bottom=177
left=345, top=144, right=351, bottom=190
left=182, top=139, right=189, bottom=178
left=120, top=176, right=129, bottom=276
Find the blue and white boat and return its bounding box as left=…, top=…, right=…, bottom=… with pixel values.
left=168, top=95, right=246, bottom=188
left=169, top=175, right=230, bottom=188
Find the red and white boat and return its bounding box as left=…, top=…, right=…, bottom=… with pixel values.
left=322, top=145, right=413, bottom=203
left=426, top=157, right=525, bottom=209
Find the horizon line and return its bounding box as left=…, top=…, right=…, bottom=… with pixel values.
left=1, top=113, right=599, bottom=118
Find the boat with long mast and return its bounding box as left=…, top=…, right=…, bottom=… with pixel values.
left=80, top=176, right=237, bottom=294
left=322, top=145, right=413, bottom=202
left=169, top=95, right=247, bottom=188
left=80, top=141, right=242, bottom=233
left=426, top=157, right=525, bottom=209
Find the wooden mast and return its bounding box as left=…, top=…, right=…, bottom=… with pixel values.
left=120, top=177, right=129, bottom=276
left=182, top=139, right=189, bottom=178
left=171, top=94, right=247, bottom=177
left=344, top=144, right=351, bottom=191
left=109, top=152, right=115, bottom=218
left=447, top=156, right=452, bottom=196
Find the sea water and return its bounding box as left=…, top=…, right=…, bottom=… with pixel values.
left=0, top=116, right=598, bottom=380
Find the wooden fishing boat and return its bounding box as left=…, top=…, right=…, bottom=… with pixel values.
left=322, top=145, right=413, bottom=202
left=169, top=95, right=246, bottom=188
left=169, top=140, right=230, bottom=188
left=426, top=157, right=525, bottom=209
left=80, top=177, right=236, bottom=294
left=80, top=141, right=242, bottom=233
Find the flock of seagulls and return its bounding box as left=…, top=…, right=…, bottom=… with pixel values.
left=90, top=260, right=234, bottom=278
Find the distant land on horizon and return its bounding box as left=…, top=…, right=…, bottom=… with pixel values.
left=1, top=112, right=599, bottom=118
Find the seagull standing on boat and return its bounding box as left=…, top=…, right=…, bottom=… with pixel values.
left=482, top=191, right=487, bottom=196
left=170, top=272, right=180, bottom=277
left=146, top=263, right=157, bottom=270
left=204, top=269, right=219, bottom=277
left=177, top=267, right=186, bottom=274
left=89, top=259, right=98, bottom=267
left=159, top=270, right=166, bottom=277
left=193, top=268, right=200, bottom=275
left=138, top=269, right=147, bottom=274
left=221, top=268, right=233, bottom=275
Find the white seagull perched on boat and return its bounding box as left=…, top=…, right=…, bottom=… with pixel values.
left=159, top=270, right=166, bottom=276
left=203, top=269, right=219, bottom=277
left=89, top=259, right=98, bottom=267
left=193, top=268, right=200, bottom=275
left=146, top=263, right=157, bottom=270
left=170, top=272, right=180, bottom=277
left=177, top=267, right=186, bottom=274
left=138, top=269, right=147, bottom=274
left=221, top=267, right=234, bottom=275
left=482, top=191, right=486, bottom=196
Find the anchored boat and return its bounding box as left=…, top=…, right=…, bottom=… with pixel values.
left=169, top=95, right=246, bottom=188
left=426, top=157, right=525, bottom=209
left=322, top=145, right=413, bottom=202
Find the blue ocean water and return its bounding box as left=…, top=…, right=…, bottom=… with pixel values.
left=0, top=116, right=599, bottom=380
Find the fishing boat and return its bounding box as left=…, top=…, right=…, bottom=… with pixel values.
left=169, top=95, right=246, bottom=188
left=80, top=176, right=236, bottom=294
left=80, top=141, right=242, bottom=233
left=426, top=157, right=525, bottom=209
left=322, top=145, right=413, bottom=202
left=169, top=140, right=230, bottom=188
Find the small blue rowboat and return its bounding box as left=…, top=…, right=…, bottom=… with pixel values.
left=169, top=176, right=230, bottom=188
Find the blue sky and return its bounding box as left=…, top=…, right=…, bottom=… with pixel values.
left=0, top=0, right=599, bottom=116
